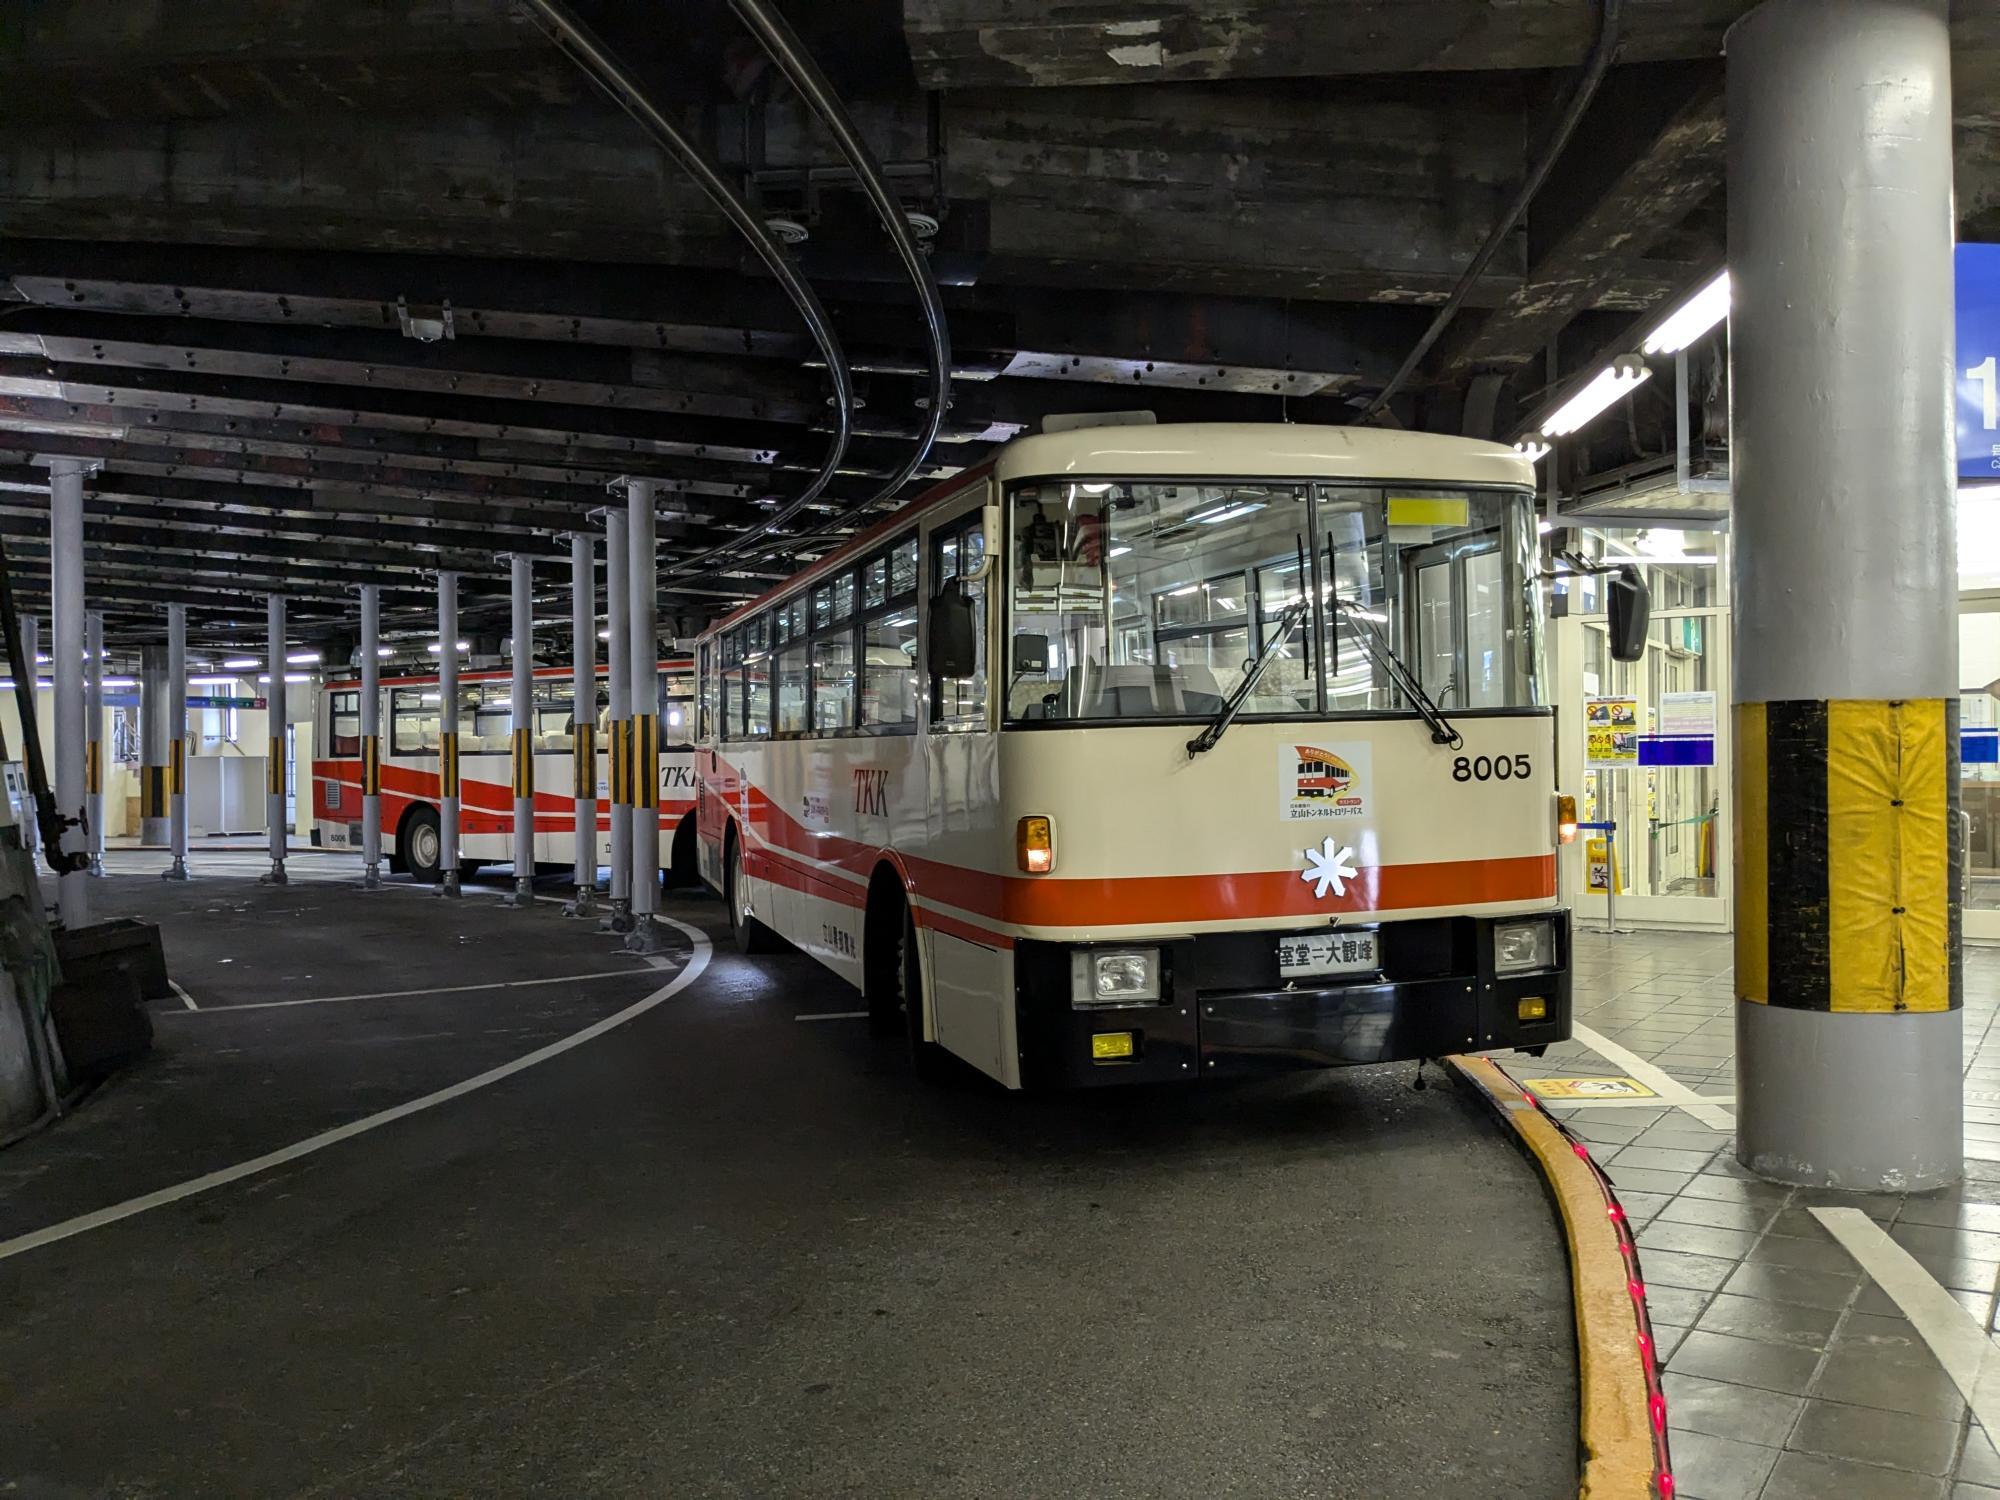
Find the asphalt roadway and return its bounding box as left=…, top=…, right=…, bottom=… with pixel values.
left=0, top=851, right=1576, bottom=1498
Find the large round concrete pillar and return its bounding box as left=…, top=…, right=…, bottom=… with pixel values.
left=139, top=642, right=171, bottom=847
left=603, top=511, right=632, bottom=931
left=1729, top=0, right=1960, bottom=1190
left=264, top=594, right=287, bottom=885
left=626, top=477, right=663, bottom=951
left=566, top=532, right=599, bottom=917
left=49, top=460, right=88, bottom=927
left=437, top=571, right=462, bottom=898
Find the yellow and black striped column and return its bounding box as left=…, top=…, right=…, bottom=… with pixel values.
left=264, top=594, right=288, bottom=884
left=436, top=570, right=462, bottom=896
left=567, top=530, right=600, bottom=913
left=138, top=642, right=172, bottom=847
left=1735, top=700, right=1959, bottom=1014
left=358, top=583, right=383, bottom=888
left=164, top=601, right=190, bottom=879
left=506, top=553, right=537, bottom=908
left=1728, top=0, right=1959, bottom=1190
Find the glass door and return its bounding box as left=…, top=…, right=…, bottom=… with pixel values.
left=1554, top=607, right=1731, bottom=931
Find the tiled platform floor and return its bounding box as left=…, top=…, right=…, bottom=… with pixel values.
left=1530, top=928, right=2000, bottom=1499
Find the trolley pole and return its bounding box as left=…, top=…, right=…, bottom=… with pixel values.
left=565, top=532, right=599, bottom=918
left=437, top=571, right=462, bottom=898
left=262, top=593, right=287, bottom=885
left=603, top=508, right=632, bottom=933
left=359, top=584, right=382, bottom=889
left=507, top=554, right=536, bottom=909
left=626, top=477, right=668, bottom=954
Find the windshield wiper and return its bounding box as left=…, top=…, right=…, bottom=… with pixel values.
left=1185, top=597, right=1307, bottom=757
left=1187, top=536, right=1310, bottom=758
left=1330, top=594, right=1463, bottom=749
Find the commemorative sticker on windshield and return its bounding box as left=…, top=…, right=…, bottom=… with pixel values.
left=1280, top=742, right=1371, bottom=821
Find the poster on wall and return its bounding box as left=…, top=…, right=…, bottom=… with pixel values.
left=1585, top=697, right=1640, bottom=769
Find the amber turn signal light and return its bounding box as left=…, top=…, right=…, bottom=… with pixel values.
left=1556, top=793, right=1579, bottom=845
left=1518, top=997, right=1549, bottom=1022
left=1017, top=815, right=1054, bottom=874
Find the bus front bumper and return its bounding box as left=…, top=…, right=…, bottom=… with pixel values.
left=1013, top=913, right=1570, bottom=1090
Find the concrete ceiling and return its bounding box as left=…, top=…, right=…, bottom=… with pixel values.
left=0, top=0, right=1993, bottom=653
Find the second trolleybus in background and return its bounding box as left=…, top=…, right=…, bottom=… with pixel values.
left=697, top=420, right=1645, bottom=1089
left=311, top=658, right=700, bottom=883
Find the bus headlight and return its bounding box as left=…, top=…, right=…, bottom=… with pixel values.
left=1494, top=919, right=1556, bottom=976
left=1070, top=948, right=1162, bottom=1008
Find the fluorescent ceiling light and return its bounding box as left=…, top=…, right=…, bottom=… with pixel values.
left=1537, top=519, right=1555, bottom=535
left=1080, top=483, right=1114, bottom=495
left=1108, top=545, right=1132, bottom=558
left=425, top=641, right=471, bottom=654
left=1167, top=584, right=1201, bottom=597
left=1541, top=362, right=1654, bottom=438
left=1514, top=439, right=1552, bottom=463
left=287, top=650, right=320, bottom=665
left=101, top=676, right=138, bottom=688
left=377, top=647, right=394, bottom=657
left=222, top=657, right=258, bottom=670
left=597, top=629, right=611, bottom=640
left=256, top=673, right=312, bottom=684
left=1644, top=270, right=1731, bottom=356
left=1197, top=502, right=1266, bottom=525
left=186, top=675, right=239, bottom=687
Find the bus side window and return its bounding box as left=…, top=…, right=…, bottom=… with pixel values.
left=390, top=686, right=441, bottom=755
left=329, top=691, right=361, bottom=757
left=930, top=518, right=989, bottom=730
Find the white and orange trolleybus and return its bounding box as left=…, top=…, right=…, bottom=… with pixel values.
left=312, top=659, right=700, bottom=883
left=697, top=422, right=1577, bottom=1088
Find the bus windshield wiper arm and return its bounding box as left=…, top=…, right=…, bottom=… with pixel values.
left=1330, top=597, right=1464, bottom=749
left=1186, top=598, right=1308, bottom=758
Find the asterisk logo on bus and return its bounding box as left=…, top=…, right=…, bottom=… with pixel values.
left=1301, top=837, right=1358, bottom=900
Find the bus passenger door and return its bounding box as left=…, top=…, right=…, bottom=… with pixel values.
left=920, top=492, right=1015, bottom=1085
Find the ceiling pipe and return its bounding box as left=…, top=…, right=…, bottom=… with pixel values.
left=1352, top=0, right=1623, bottom=426
left=520, top=0, right=853, bottom=551
left=723, top=0, right=953, bottom=557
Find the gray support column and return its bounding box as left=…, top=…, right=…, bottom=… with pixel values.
left=21, top=615, right=39, bottom=796
left=1728, top=0, right=1960, bottom=1190
left=626, top=478, right=665, bottom=952
left=163, top=603, right=188, bottom=880
left=507, top=554, right=536, bottom=908
left=49, top=459, right=87, bottom=927
left=603, top=511, right=632, bottom=932
left=437, top=571, right=462, bottom=898
left=359, top=585, right=382, bottom=888
left=85, top=610, right=104, bottom=875
left=263, top=594, right=287, bottom=884
left=138, top=642, right=170, bottom=847
left=566, top=532, right=599, bottom=917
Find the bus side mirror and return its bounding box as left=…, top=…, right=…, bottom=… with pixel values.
left=1607, top=565, right=1650, bottom=662
left=929, top=585, right=978, bottom=679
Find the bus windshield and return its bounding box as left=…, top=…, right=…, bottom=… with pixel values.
left=1004, top=479, right=1545, bottom=724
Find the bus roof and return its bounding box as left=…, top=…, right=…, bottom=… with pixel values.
left=700, top=422, right=1534, bottom=640
left=991, top=422, right=1535, bottom=489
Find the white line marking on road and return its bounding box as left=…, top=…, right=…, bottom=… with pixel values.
left=0, top=917, right=712, bottom=1264
left=161, top=965, right=662, bottom=1014
left=1813, top=1206, right=2000, bottom=1433
left=167, top=980, right=197, bottom=1011
left=796, top=1010, right=869, bottom=1022
left=1570, top=1024, right=1736, bottom=1131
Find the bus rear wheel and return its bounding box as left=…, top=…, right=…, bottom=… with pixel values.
left=400, top=806, right=442, bottom=885
left=726, top=835, right=778, bottom=955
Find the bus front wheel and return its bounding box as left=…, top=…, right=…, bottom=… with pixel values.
left=400, top=806, right=443, bottom=885
left=726, top=836, right=778, bottom=955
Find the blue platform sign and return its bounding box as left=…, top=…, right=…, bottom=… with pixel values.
left=1961, top=243, right=2000, bottom=481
